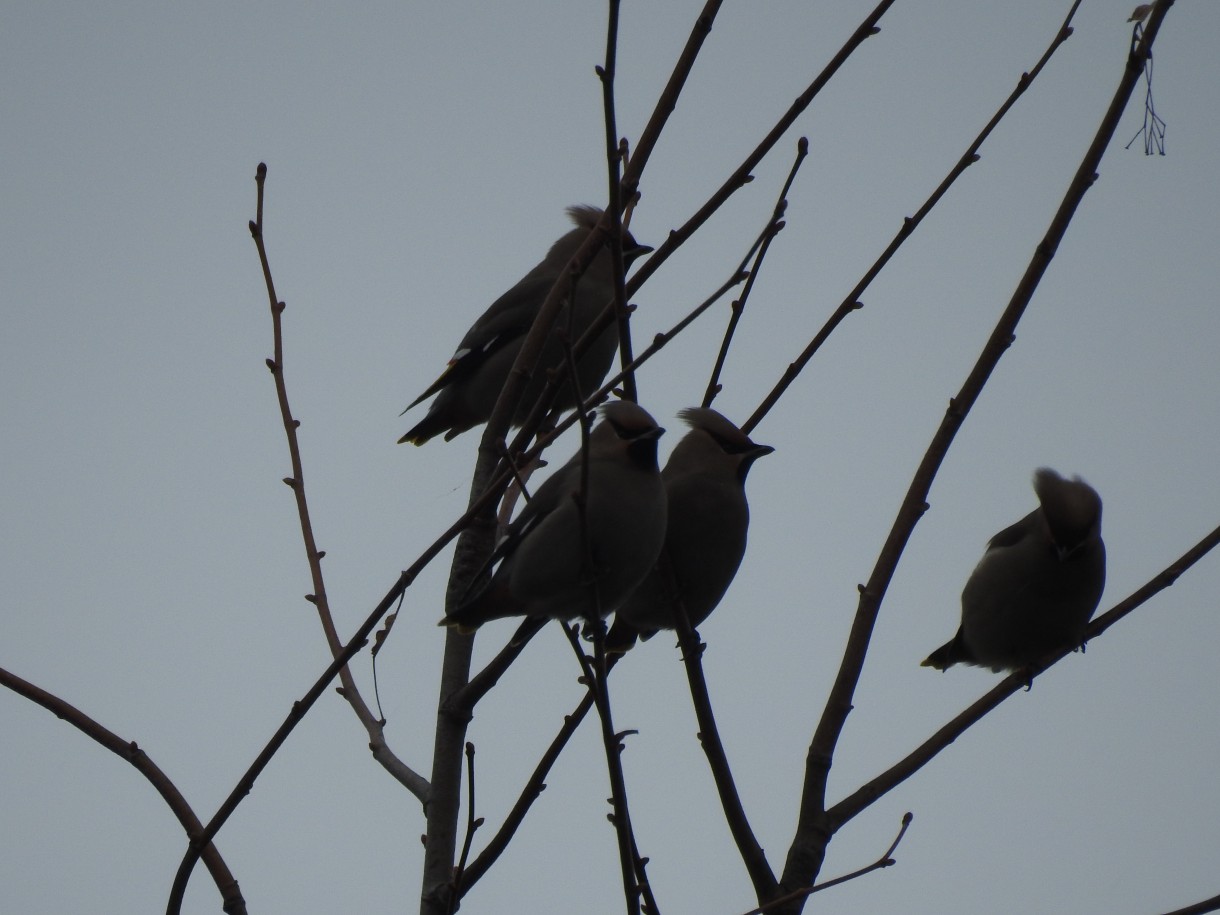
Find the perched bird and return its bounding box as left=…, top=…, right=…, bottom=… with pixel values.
left=441, top=401, right=667, bottom=631
left=1128, top=4, right=1152, bottom=23
left=400, top=206, right=652, bottom=445
left=607, top=408, right=773, bottom=653
left=922, top=468, right=1106, bottom=673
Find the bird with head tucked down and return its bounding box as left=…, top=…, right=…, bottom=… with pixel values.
left=441, top=401, right=667, bottom=632
left=923, top=468, right=1106, bottom=673
left=400, top=206, right=652, bottom=445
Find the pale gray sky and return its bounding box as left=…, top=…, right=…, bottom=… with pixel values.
left=3, top=2, right=1219, bottom=914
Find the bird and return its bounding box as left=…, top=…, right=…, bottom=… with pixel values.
left=1128, top=4, right=1152, bottom=23
left=607, top=408, right=773, bottom=653
left=922, top=468, right=1106, bottom=673
left=441, top=400, right=667, bottom=631
left=399, top=205, right=652, bottom=445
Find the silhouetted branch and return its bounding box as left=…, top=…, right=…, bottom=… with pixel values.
left=778, top=3, right=1175, bottom=906
left=827, top=519, right=1220, bottom=828
left=0, top=666, right=247, bottom=915
left=249, top=162, right=429, bottom=802
left=459, top=659, right=617, bottom=890
left=447, top=742, right=484, bottom=913
left=625, top=0, right=896, bottom=298
left=737, top=814, right=912, bottom=915
left=671, top=584, right=779, bottom=904
left=443, top=618, right=548, bottom=719
left=703, top=137, right=806, bottom=409
left=1158, top=892, right=1220, bottom=915
left=597, top=0, right=638, bottom=402
left=563, top=623, right=651, bottom=915
left=743, top=0, right=1083, bottom=435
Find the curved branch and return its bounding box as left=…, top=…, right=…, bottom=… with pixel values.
left=0, top=666, right=247, bottom=915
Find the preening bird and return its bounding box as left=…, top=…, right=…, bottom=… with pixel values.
left=400, top=206, right=652, bottom=445
left=607, top=408, right=773, bottom=653
left=441, top=401, right=667, bottom=631
left=922, top=468, right=1106, bottom=673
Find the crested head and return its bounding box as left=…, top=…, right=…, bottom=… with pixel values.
left=673, top=407, right=774, bottom=481
left=566, top=204, right=605, bottom=230
left=1033, top=467, right=1102, bottom=555
left=600, top=400, right=662, bottom=439
left=564, top=204, right=651, bottom=262
left=677, top=408, right=759, bottom=452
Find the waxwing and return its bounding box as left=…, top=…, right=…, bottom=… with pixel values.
left=441, top=401, right=667, bottom=630
left=607, top=408, right=773, bottom=652
left=400, top=206, right=652, bottom=445
left=922, top=468, right=1106, bottom=672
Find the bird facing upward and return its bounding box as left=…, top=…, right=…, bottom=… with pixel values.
left=400, top=206, right=652, bottom=445
left=441, top=401, right=668, bottom=632
left=608, top=407, right=773, bottom=652
left=922, top=468, right=1106, bottom=673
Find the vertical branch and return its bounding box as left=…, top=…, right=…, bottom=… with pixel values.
left=597, top=0, right=638, bottom=403
left=448, top=742, right=483, bottom=913
left=562, top=625, right=651, bottom=915
left=777, top=4, right=1176, bottom=906
left=251, top=163, right=428, bottom=799
left=560, top=296, right=646, bottom=913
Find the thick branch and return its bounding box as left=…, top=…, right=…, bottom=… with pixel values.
left=778, top=2, right=1175, bottom=904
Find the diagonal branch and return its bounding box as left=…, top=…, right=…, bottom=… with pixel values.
left=827, top=519, right=1220, bottom=828
left=624, top=0, right=896, bottom=299
left=743, top=0, right=1082, bottom=435
left=0, top=666, right=247, bottom=915
left=671, top=584, right=779, bottom=904
left=703, top=137, right=807, bottom=409
left=778, top=3, right=1177, bottom=903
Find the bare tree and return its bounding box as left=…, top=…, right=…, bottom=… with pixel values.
left=5, top=2, right=1217, bottom=914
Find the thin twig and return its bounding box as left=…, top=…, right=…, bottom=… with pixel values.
left=597, top=0, right=638, bottom=403
left=459, top=658, right=614, bottom=890
left=562, top=624, right=648, bottom=915
left=448, top=742, right=483, bottom=913
left=743, top=0, right=1082, bottom=435
left=703, top=137, right=806, bottom=408
left=623, top=0, right=896, bottom=300
left=248, top=163, right=429, bottom=799
left=0, top=666, right=247, bottom=915
left=737, top=814, right=912, bottom=915
left=778, top=6, right=1176, bottom=903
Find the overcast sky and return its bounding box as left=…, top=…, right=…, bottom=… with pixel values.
left=3, top=2, right=1219, bottom=914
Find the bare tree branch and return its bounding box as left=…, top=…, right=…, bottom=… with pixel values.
left=778, top=4, right=1177, bottom=905
left=744, top=0, right=1083, bottom=435
left=703, top=138, right=806, bottom=410
left=736, top=814, right=912, bottom=915
left=827, top=520, right=1220, bottom=828
left=0, top=666, right=247, bottom=915
left=249, top=162, right=429, bottom=802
